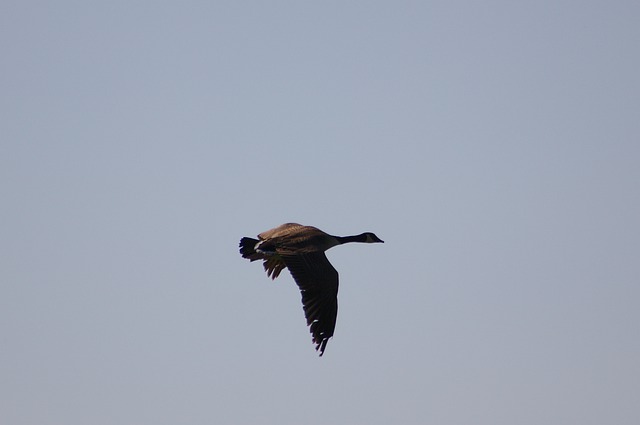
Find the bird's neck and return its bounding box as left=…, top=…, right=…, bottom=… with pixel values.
left=334, top=234, right=367, bottom=244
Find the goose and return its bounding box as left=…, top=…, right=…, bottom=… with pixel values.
left=239, top=223, right=384, bottom=356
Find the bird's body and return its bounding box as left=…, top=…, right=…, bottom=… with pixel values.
left=239, top=223, right=383, bottom=356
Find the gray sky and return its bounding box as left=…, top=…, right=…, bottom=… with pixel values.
left=2, top=1, right=639, bottom=424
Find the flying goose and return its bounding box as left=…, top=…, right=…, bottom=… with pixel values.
left=239, top=223, right=384, bottom=356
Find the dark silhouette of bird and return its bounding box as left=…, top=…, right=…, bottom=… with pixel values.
left=239, top=223, right=384, bottom=356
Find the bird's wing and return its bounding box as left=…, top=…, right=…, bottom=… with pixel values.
left=283, top=252, right=339, bottom=356
left=258, top=223, right=304, bottom=240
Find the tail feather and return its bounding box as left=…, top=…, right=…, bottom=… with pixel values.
left=239, top=237, right=262, bottom=261
left=239, top=237, right=287, bottom=280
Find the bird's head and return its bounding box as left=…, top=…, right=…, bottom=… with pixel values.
left=363, top=232, right=384, bottom=243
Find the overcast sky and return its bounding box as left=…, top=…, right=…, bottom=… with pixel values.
left=2, top=1, right=639, bottom=424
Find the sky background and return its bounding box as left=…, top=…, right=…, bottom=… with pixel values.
left=1, top=1, right=639, bottom=424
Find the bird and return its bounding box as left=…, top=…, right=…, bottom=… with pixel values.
left=239, top=223, right=384, bottom=356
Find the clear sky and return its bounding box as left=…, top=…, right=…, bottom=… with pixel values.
left=2, top=1, right=639, bottom=424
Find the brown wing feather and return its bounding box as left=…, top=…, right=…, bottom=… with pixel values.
left=257, top=223, right=304, bottom=240
left=283, top=252, right=339, bottom=356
